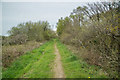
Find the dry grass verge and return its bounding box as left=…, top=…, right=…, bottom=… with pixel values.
left=2, top=41, right=43, bottom=68
left=65, top=44, right=118, bottom=77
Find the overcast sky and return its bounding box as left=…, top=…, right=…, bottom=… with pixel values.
left=1, top=2, right=85, bottom=36
left=1, top=0, right=102, bottom=2
left=1, top=0, right=106, bottom=36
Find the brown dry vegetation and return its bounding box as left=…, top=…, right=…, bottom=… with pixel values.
left=57, top=2, right=120, bottom=77
left=66, top=45, right=102, bottom=66
left=2, top=41, right=43, bottom=68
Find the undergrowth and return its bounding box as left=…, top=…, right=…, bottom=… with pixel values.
left=56, top=40, right=108, bottom=78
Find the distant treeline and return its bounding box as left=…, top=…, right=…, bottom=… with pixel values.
left=57, top=2, right=120, bottom=78
left=2, top=21, right=56, bottom=45
left=2, top=21, right=56, bottom=68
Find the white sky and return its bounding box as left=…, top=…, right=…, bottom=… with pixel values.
left=1, top=0, right=102, bottom=2
left=0, top=2, right=2, bottom=36
left=2, top=2, right=86, bottom=36
left=0, top=0, right=114, bottom=36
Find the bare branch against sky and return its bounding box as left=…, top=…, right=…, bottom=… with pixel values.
left=1, top=0, right=118, bottom=2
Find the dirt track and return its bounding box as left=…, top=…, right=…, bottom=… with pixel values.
left=53, top=44, right=65, bottom=78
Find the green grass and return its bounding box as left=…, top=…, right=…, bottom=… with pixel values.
left=2, top=39, right=108, bottom=78
left=56, top=40, right=108, bottom=78
left=0, top=65, right=1, bottom=79
left=2, top=40, right=55, bottom=78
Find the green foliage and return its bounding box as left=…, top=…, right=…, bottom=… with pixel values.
left=4, top=21, right=56, bottom=45
left=57, top=18, right=65, bottom=36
